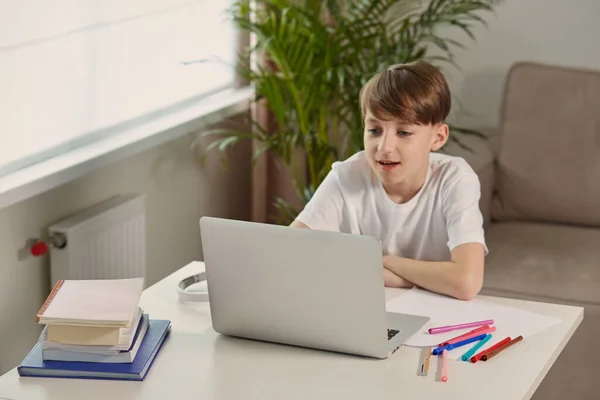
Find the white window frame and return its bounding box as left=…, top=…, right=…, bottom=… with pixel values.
left=0, top=86, right=253, bottom=210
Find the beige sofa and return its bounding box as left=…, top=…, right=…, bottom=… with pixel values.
left=448, top=61, right=599, bottom=400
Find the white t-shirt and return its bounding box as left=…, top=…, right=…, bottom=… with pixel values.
left=295, top=151, right=487, bottom=261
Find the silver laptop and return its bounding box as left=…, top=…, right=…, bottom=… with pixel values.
left=199, top=216, right=429, bottom=359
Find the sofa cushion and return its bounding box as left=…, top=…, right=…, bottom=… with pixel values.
left=492, top=62, right=600, bottom=227
left=483, top=222, right=600, bottom=304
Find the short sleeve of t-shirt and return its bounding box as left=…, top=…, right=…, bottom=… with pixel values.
left=294, top=170, right=344, bottom=232
left=442, top=173, right=488, bottom=254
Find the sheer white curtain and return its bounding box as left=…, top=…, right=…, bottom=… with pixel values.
left=0, top=0, right=236, bottom=177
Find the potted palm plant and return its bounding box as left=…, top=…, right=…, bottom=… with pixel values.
left=199, top=0, right=502, bottom=224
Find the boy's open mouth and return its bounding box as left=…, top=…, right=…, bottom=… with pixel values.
left=377, top=160, right=400, bottom=171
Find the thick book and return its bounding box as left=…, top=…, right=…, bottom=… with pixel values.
left=42, top=314, right=150, bottom=363
left=45, top=307, right=143, bottom=346
left=18, top=319, right=170, bottom=381
left=36, top=278, right=144, bottom=327
left=41, top=313, right=149, bottom=356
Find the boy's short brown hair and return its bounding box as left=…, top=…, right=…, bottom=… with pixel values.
left=359, top=60, right=451, bottom=125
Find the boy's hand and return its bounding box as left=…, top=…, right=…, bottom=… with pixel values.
left=383, top=267, right=413, bottom=288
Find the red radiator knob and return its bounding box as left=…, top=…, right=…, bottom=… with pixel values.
left=30, top=241, right=48, bottom=256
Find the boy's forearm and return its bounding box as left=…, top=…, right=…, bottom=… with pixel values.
left=383, top=255, right=481, bottom=300
left=383, top=268, right=414, bottom=288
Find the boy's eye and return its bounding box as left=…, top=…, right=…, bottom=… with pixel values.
left=398, top=131, right=413, bottom=137
left=367, top=127, right=381, bottom=135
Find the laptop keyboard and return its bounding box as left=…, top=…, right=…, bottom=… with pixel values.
left=387, top=329, right=399, bottom=340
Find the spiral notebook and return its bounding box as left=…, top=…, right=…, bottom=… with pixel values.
left=36, top=278, right=144, bottom=327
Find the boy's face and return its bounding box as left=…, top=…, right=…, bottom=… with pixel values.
left=363, top=111, right=448, bottom=192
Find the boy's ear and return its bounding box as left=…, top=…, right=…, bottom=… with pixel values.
left=431, top=123, right=449, bottom=151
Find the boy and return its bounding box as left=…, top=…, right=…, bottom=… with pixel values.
left=290, top=60, right=487, bottom=300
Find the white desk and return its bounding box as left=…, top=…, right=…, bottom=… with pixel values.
left=0, top=262, right=583, bottom=400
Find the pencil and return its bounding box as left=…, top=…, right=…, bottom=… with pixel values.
left=420, top=347, right=432, bottom=376
left=483, top=335, right=523, bottom=361
left=441, top=349, right=448, bottom=382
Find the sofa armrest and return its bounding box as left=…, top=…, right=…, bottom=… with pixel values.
left=443, top=131, right=497, bottom=226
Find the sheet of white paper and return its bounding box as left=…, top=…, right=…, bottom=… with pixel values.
left=386, top=288, right=562, bottom=360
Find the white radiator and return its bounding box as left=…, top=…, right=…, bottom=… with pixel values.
left=48, top=194, right=147, bottom=287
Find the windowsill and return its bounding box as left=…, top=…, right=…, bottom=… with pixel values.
left=0, top=85, right=254, bottom=211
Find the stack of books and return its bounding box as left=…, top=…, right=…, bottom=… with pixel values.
left=17, top=278, right=171, bottom=381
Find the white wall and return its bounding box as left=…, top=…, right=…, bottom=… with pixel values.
left=0, top=118, right=251, bottom=374
left=442, top=0, right=600, bottom=131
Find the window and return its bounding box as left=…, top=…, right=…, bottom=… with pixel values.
left=0, top=0, right=238, bottom=178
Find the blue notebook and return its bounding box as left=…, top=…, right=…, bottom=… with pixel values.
left=18, top=319, right=171, bottom=381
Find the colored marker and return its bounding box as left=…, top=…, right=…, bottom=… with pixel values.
left=428, top=319, right=494, bottom=334
left=470, top=336, right=511, bottom=363
left=443, top=326, right=496, bottom=346
left=461, top=333, right=493, bottom=361
left=441, top=349, right=448, bottom=382
left=483, top=335, right=523, bottom=361
left=439, top=324, right=490, bottom=346
left=432, top=333, right=487, bottom=355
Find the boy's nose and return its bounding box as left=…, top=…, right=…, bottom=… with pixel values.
left=378, top=132, right=395, bottom=153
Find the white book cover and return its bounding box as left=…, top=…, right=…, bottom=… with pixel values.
left=36, top=277, right=144, bottom=326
